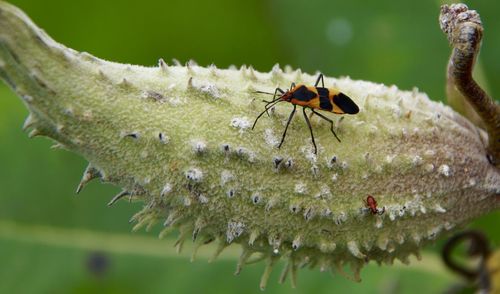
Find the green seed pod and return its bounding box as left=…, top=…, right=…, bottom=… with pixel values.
left=0, top=1, right=498, bottom=288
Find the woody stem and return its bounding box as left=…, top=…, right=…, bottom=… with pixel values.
left=440, top=4, right=500, bottom=167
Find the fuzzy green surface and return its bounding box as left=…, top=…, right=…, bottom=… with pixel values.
left=0, top=0, right=499, bottom=290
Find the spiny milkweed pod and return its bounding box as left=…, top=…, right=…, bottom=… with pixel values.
left=0, top=1, right=498, bottom=288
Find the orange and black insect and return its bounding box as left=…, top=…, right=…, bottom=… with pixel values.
left=252, top=74, right=359, bottom=154
left=364, top=195, right=385, bottom=215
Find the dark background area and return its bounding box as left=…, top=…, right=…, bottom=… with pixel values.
left=0, top=0, right=498, bottom=293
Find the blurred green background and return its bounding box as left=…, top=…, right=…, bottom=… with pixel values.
left=0, top=0, right=498, bottom=293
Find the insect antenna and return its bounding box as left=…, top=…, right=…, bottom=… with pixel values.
left=252, top=99, right=284, bottom=130
left=254, top=90, right=276, bottom=95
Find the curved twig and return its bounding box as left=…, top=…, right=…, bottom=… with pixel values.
left=440, top=4, right=500, bottom=167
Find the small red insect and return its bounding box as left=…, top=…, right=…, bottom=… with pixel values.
left=364, top=195, right=385, bottom=215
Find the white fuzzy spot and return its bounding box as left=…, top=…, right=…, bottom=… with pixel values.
left=375, top=217, right=383, bottom=229
left=424, top=150, right=436, bottom=157
left=141, top=90, right=164, bottom=102
left=289, top=203, right=301, bottom=214
left=226, top=221, right=245, bottom=243
left=235, top=147, right=256, bottom=162
left=319, top=242, right=336, bottom=253
left=167, top=96, right=185, bottom=106
left=438, top=164, right=451, bottom=177
left=158, top=132, right=169, bottom=144
left=220, top=170, right=234, bottom=186
left=269, top=235, right=281, bottom=252
left=284, top=158, right=293, bottom=169
left=191, top=140, right=207, bottom=153
left=347, top=241, right=365, bottom=259
left=427, top=225, right=443, bottom=239
left=340, top=161, right=349, bottom=170
left=185, top=168, right=203, bottom=182
left=331, top=173, right=338, bottom=182
left=199, top=83, right=222, bottom=99
left=302, top=146, right=317, bottom=162
left=412, top=155, right=423, bottom=166
left=226, top=189, right=236, bottom=198
left=22, top=95, right=34, bottom=103
left=311, top=165, right=320, bottom=177
left=363, top=241, right=373, bottom=251
left=251, top=193, right=261, bottom=204
left=265, top=197, right=278, bottom=211
left=335, top=212, right=347, bottom=225
left=467, top=178, right=477, bottom=187
left=292, top=236, right=302, bottom=251
left=294, top=182, right=307, bottom=194
left=230, top=117, right=251, bottom=132
left=272, top=156, right=284, bottom=169
left=390, top=105, right=401, bottom=118
left=321, top=208, right=332, bottom=217
left=419, top=205, right=427, bottom=214
left=386, top=155, right=396, bottom=164
left=388, top=211, right=396, bottom=221
left=160, top=183, right=172, bottom=197
left=264, top=128, right=279, bottom=147
left=315, top=185, right=332, bottom=200
left=303, top=207, right=315, bottom=221
left=433, top=204, right=446, bottom=213
left=444, top=222, right=455, bottom=230
left=198, top=194, right=209, bottom=204
left=183, top=196, right=192, bottom=206
left=401, top=128, right=408, bottom=138
left=327, top=155, right=338, bottom=169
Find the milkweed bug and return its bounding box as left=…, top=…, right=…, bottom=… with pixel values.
left=364, top=195, right=385, bottom=215
left=252, top=73, right=359, bottom=154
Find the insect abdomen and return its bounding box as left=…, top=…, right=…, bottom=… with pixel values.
left=331, top=92, right=359, bottom=114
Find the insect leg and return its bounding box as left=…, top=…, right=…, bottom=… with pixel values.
left=263, top=88, right=285, bottom=116
left=252, top=100, right=283, bottom=130
left=314, top=74, right=325, bottom=88
left=311, top=109, right=341, bottom=143
left=278, top=105, right=297, bottom=149
left=308, top=111, right=315, bottom=120
left=256, top=87, right=285, bottom=102
left=377, top=207, right=386, bottom=215
left=272, top=87, right=285, bottom=101
left=303, top=107, right=317, bottom=154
